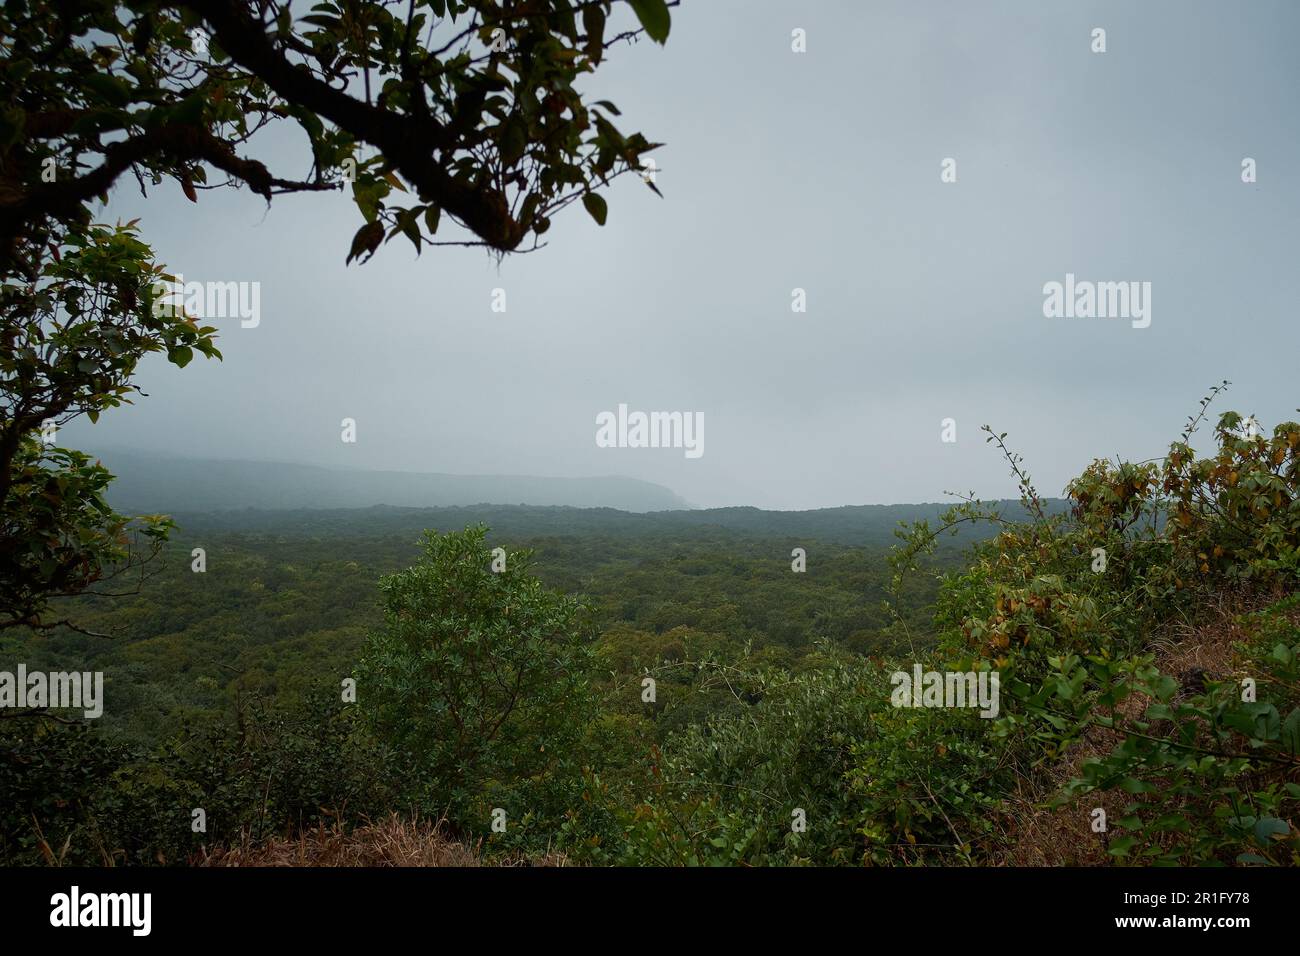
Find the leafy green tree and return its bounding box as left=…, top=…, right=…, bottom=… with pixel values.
left=0, top=223, right=218, bottom=633
left=358, top=526, right=593, bottom=827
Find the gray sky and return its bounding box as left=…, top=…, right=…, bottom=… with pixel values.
left=68, top=0, right=1300, bottom=510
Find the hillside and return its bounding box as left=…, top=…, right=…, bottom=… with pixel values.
left=88, top=449, right=693, bottom=513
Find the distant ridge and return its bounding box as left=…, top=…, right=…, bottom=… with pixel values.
left=151, top=499, right=1069, bottom=550
left=90, top=450, right=693, bottom=514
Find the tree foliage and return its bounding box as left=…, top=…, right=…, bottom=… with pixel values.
left=357, top=525, right=594, bottom=828
left=1, top=0, right=670, bottom=272
left=0, top=223, right=216, bottom=631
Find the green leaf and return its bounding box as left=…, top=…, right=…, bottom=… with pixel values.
left=1254, top=817, right=1289, bottom=844
left=1119, top=777, right=1155, bottom=795
left=581, top=192, right=608, bottom=226
left=583, top=5, right=606, bottom=63
left=1282, top=707, right=1300, bottom=755
left=626, top=0, right=671, bottom=44
left=499, top=116, right=528, bottom=167
left=398, top=212, right=421, bottom=254
left=1107, top=836, right=1137, bottom=856
left=172, top=93, right=206, bottom=126
left=346, top=220, right=385, bottom=265
left=83, top=73, right=132, bottom=108
left=168, top=345, right=193, bottom=368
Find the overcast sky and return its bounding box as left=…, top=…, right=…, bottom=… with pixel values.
left=67, top=0, right=1300, bottom=510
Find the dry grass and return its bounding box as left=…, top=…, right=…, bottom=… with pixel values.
left=194, top=814, right=569, bottom=867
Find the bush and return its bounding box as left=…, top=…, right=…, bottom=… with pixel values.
left=357, top=526, right=595, bottom=845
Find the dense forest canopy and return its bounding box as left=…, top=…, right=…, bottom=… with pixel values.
left=3, top=400, right=1299, bottom=866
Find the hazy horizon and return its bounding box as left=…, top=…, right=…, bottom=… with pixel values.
left=82, top=442, right=1092, bottom=513
left=83, top=441, right=1076, bottom=512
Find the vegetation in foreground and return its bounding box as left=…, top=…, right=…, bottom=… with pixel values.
left=2, top=388, right=1298, bottom=866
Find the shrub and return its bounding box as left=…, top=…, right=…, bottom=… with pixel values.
left=356, top=526, right=595, bottom=843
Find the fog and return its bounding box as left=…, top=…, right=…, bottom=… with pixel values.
left=65, top=0, right=1300, bottom=510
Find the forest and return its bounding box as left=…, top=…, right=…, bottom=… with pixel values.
left=3, top=398, right=1299, bottom=866
left=0, top=499, right=959, bottom=861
